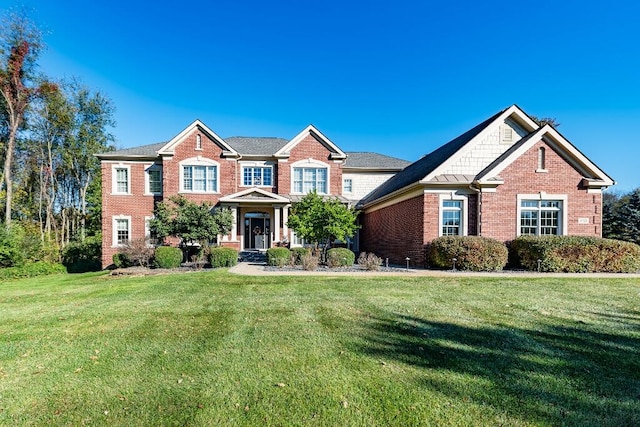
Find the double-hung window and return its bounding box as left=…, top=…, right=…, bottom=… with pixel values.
left=293, top=167, right=327, bottom=194
left=441, top=200, right=463, bottom=236
left=113, top=166, right=130, bottom=194
left=113, top=216, right=131, bottom=247
left=182, top=165, right=217, bottom=192
left=243, top=166, right=272, bottom=186
left=146, top=166, right=162, bottom=195
left=520, top=199, right=562, bottom=235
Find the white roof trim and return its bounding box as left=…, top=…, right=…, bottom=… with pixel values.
left=274, top=125, right=347, bottom=159
left=219, top=187, right=290, bottom=204
left=420, top=105, right=539, bottom=183
left=157, top=120, right=238, bottom=156
left=476, top=125, right=614, bottom=187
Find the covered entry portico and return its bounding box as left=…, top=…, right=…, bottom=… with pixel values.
left=220, top=188, right=291, bottom=251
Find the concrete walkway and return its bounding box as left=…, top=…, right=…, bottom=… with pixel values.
left=228, top=261, right=640, bottom=278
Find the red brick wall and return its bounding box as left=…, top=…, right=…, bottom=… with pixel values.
left=360, top=194, right=427, bottom=267
left=277, top=133, right=343, bottom=195
left=480, top=140, right=602, bottom=241
left=100, top=161, right=158, bottom=267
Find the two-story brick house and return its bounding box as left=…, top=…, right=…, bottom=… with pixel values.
left=98, top=105, right=614, bottom=269
left=97, top=121, right=410, bottom=267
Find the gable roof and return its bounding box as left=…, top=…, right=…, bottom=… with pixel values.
left=476, top=124, right=614, bottom=188
left=275, top=125, right=347, bottom=160
left=358, top=108, right=508, bottom=207
left=158, top=119, right=238, bottom=157
left=358, top=104, right=613, bottom=208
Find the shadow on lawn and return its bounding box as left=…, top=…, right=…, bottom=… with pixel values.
left=357, top=310, right=640, bottom=426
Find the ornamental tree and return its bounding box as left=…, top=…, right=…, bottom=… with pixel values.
left=149, top=195, right=234, bottom=247
left=286, top=191, right=359, bottom=259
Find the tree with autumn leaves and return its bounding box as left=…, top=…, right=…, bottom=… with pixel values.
left=0, top=10, right=115, bottom=268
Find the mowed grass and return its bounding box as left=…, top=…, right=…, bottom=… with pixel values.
left=0, top=271, right=639, bottom=426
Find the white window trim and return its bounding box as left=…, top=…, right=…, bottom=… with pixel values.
left=438, top=194, right=467, bottom=237
left=343, top=178, right=353, bottom=194
left=516, top=193, right=568, bottom=237
left=111, top=164, right=131, bottom=195
left=195, top=134, right=203, bottom=150
left=240, top=162, right=274, bottom=188
left=112, top=215, right=132, bottom=248
left=290, top=158, right=330, bottom=195
left=144, top=163, right=163, bottom=196
left=179, top=157, right=220, bottom=194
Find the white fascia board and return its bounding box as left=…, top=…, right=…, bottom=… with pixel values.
left=420, top=105, right=539, bottom=183
left=275, top=125, right=347, bottom=159
left=157, top=120, right=238, bottom=156
left=219, top=187, right=290, bottom=204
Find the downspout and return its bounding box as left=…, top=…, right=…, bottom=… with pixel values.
left=468, top=182, right=482, bottom=236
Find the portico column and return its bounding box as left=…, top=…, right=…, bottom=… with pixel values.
left=282, top=205, right=289, bottom=241
left=273, top=206, right=281, bottom=243
left=230, top=205, right=238, bottom=241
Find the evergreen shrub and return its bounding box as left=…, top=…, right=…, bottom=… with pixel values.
left=427, top=236, right=508, bottom=271
left=266, top=247, right=291, bottom=267
left=154, top=246, right=183, bottom=269
left=326, top=247, right=355, bottom=267
left=510, top=235, right=640, bottom=273
left=209, top=247, right=238, bottom=268
left=62, top=236, right=102, bottom=272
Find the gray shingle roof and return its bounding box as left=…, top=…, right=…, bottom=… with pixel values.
left=96, top=142, right=166, bottom=158
left=357, top=108, right=506, bottom=207
left=225, top=137, right=289, bottom=156
left=344, top=152, right=410, bottom=170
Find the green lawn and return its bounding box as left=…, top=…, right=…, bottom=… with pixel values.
left=0, top=271, right=639, bottom=426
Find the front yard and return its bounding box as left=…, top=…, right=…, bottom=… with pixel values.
left=0, top=271, right=638, bottom=426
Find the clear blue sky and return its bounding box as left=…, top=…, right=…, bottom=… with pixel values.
left=2, top=0, right=639, bottom=192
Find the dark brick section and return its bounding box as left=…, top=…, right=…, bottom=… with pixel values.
left=360, top=195, right=427, bottom=267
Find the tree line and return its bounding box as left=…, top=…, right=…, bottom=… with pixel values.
left=0, top=10, right=114, bottom=264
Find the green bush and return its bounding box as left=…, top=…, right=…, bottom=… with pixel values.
left=209, top=247, right=238, bottom=268
left=266, top=247, right=291, bottom=267
left=510, top=235, right=640, bottom=273
left=153, top=246, right=183, bottom=269
left=290, top=247, right=311, bottom=265
left=0, top=224, right=25, bottom=267
left=326, top=247, right=355, bottom=267
left=62, top=236, right=102, bottom=273
left=0, top=261, right=67, bottom=281
left=427, top=236, right=508, bottom=271
left=112, top=252, right=132, bottom=269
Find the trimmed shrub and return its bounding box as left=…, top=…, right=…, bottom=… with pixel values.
left=112, top=252, right=132, bottom=269
left=154, top=246, right=183, bottom=269
left=290, top=247, right=311, bottom=265
left=510, top=235, right=640, bottom=273
left=326, top=247, right=355, bottom=267
left=301, top=253, right=319, bottom=271
left=266, top=247, right=290, bottom=267
left=209, top=247, right=238, bottom=268
left=62, top=236, right=102, bottom=273
left=0, top=261, right=67, bottom=281
left=358, top=252, right=383, bottom=271
left=427, top=236, right=508, bottom=271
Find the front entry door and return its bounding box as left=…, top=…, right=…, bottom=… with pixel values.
left=244, top=213, right=270, bottom=250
